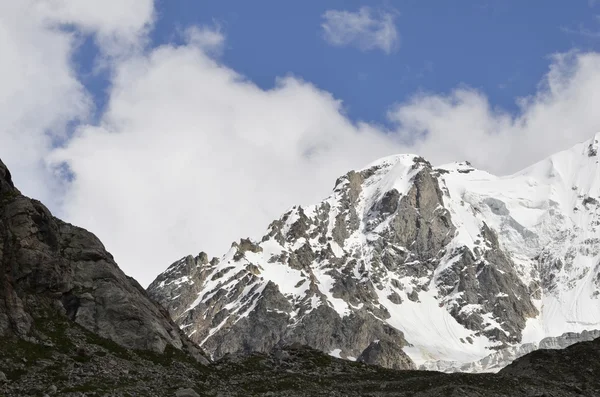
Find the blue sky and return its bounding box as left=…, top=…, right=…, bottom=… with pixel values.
left=77, top=0, right=600, bottom=127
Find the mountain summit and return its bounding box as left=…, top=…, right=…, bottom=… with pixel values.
left=148, top=135, right=600, bottom=371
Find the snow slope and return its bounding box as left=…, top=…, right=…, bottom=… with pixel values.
left=437, top=136, right=600, bottom=343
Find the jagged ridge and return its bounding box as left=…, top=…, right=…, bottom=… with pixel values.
left=149, top=134, right=600, bottom=371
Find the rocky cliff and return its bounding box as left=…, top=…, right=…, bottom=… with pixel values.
left=0, top=158, right=207, bottom=360
left=149, top=134, right=600, bottom=371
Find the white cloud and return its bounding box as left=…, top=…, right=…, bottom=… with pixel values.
left=184, top=24, right=225, bottom=57
left=50, top=39, right=404, bottom=286
left=0, top=0, right=153, bottom=207
left=0, top=1, right=88, bottom=207
left=322, top=7, right=399, bottom=54
left=387, top=51, right=600, bottom=175
left=51, top=45, right=600, bottom=287
left=36, top=0, right=154, bottom=55
left=5, top=1, right=600, bottom=289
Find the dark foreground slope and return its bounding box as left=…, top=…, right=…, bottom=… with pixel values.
left=0, top=158, right=209, bottom=395
left=207, top=341, right=600, bottom=397
left=3, top=338, right=600, bottom=396
left=1, top=158, right=599, bottom=397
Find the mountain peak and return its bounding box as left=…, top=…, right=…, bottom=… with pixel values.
left=358, top=153, right=429, bottom=172
left=149, top=137, right=600, bottom=373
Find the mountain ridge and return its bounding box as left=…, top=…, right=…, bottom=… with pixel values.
left=148, top=134, right=600, bottom=371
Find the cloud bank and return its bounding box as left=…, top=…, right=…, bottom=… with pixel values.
left=389, top=51, right=600, bottom=175
left=0, top=0, right=152, bottom=208
left=50, top=43, right=403, bottom=286
left=3, top=2, right=600, bottom=286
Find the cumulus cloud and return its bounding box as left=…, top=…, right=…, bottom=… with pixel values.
left=5, top=1, right=600, bottom=287
left=36, top=0, right=154, bottom=55
left=0, top=1, right=89, bottom=207
left=0, top=0, right=153, bottom=208
left=51, top=45, right=600, bottom=286
left=321, top=7, right=399, bottom=54
left=388, top=51, right=600, bottom=175
left=184, top=24, right=225, bottom=57
left=50, top=38, right=404, bottom=286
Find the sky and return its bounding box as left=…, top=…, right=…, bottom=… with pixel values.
left=3, top=0, right=600, bottom=286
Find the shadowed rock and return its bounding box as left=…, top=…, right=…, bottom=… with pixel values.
left=0, top=158, right=207, bottom=361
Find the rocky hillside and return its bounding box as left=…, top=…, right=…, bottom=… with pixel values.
left=4, top=332, right=600, bottom=396
left=149, top=134, right=600, bottom=371
left=0, top=157, right=211, bottom=395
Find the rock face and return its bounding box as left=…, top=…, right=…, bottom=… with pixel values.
left=149, top=134, right=600, bottom=371
left=0, top=158, right=206, bottom=360
left=357, top=339, right=416, bottom=370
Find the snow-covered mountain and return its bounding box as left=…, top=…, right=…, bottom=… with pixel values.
left=148, top=134, right=600, bottom=372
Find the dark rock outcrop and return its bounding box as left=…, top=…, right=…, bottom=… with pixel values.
left=0, top=158, right=207, bottom=360
left=357, top=339, right=416, bottom=370
left=501, top=335, right=600, bottom=389
left=3, top=331, right=600, bottom=396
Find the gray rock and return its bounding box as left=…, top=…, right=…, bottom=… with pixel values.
left=2, top=153, right=600, bottom=396
left=0, top=158, right=208, bottom=364
left=175, top=388, right=200, bottom=397
left=539, top=329, right=600, bottom=349
left=357, top=340, right=416, bottom=370
left=0, top=370, right=6, bottom=383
